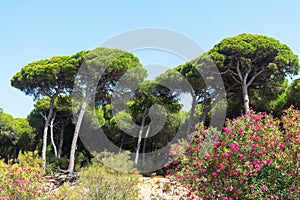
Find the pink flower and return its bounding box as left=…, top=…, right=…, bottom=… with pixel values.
left=251, top=144, right=257, bottom=149
left=229, top=186, right=234, bottom=191
left=255, top=164, right=262, bottom=170
left=164, top=163, right=169, bottom=168
left=220, top=163, right=225, bottom=170
left=262, top=185, right=268, bottom=192
left=236, top=168, right=241, bottom=173
left=237, top=189, right=242, bottom=194
left=253, top=159, right=259, bottom=165
left=212, top=172, right=217, bottom=178
left=223, top=153, right=230, bottom=157
left=262, top=160, right=267, bottom=165
left=253, top=172, right=258, bottom=176
left=223, top=127, right=230, bottom=135
left=271, top=152, right=275, bottom=157
left=205, top=155, right=210, bottom=160
left=279, top=143, right=285, bottom=150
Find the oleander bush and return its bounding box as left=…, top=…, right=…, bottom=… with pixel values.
left=0, top=152, right=66, bottom=200
left=166, top=107, right=300, bottom=199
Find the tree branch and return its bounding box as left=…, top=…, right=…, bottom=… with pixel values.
left=236, top=60, right=244, bottom=82
left=246, top=69, right=264, bottom=87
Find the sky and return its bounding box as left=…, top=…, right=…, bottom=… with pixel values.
left=1, top=0, right=300, bottom=118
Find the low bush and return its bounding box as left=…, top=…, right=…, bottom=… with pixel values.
left=65, top=151, right=139, bottom=200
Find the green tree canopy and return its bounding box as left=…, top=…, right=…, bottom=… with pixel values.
left=209, top=33, right=299, bottom=113
left=286, top=78, right=300, bottom=108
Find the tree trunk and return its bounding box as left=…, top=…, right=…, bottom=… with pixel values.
left=57, top=123, right=65, bottom=159
left=118, top=135, right=125, bottom=154
left=134, top=115, right=146, bottom=165
left=68, top=98, right=88, bottom=173
left=50, top=112, right=57, bottom=158
left=142, top=124, right=151, bottom=163
left=242, top=81, right=250, bottom=113
left=187, top=94, right=197, bottom=134
left=200, top=89, right=208, bottom=123
left=200, top=107, right=208, bottom=123
left=41, top=97, right=55, bottom=169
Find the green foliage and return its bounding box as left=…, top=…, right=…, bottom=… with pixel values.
left=0, top=109, right=36, bottom=161
left=65, top=151, right=139, bottom=200
left=17, top=150, right=42, bottom=168
left=286, top=78, right=300, bottom=108
left=166, top=109, right=300, bottom=199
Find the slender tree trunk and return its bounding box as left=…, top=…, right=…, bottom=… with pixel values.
left=200, top=107, right=208, bottom=123
left=242, top=81, right=250, bottom=113
left=142, top=124, right=151, bottom=163
left=41, top=97, right=55, bottom=169
left=134, top=115, right=146, bottom=165
left=57, top=123, right=65, bottom=159
left=200, top=89, right=208, bottom=123
left=50, top=112, right=57, bottom=158
left=118, top=135, right=125, bottom=154
left=68, top=97, right=88, bottom=173
left=187, top=94, right=197, bottom=134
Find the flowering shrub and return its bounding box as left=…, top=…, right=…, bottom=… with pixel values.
left=0, top=164, right=66, bottom=200
left=166, top=109, right=300, bottom=199
left=281, top=106, right=300, bottom=176
left=0, top=152, right=66, bottom=200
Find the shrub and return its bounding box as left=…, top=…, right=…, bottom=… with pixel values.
left=65, top=151, right=139, bottom=200
left=17, top=150, right=41, bottom=168
left=166, top=110, right=300, bottom=199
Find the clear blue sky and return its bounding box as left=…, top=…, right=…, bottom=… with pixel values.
left=1, top=0, right=300, bottom=118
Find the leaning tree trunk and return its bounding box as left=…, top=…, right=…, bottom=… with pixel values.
left=57, top=123, right=65, bottom=159
left=50, top=112, right=58, bottom=158
left=41, top=97, right=55, bottom=169
left=242, top=80, right=250, bottom=113
left=68, top=97, right=88, bottom=173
